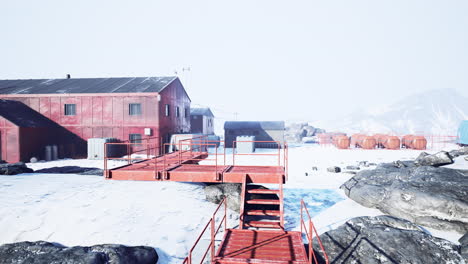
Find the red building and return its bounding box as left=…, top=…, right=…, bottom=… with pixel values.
left=0, top=76, right=191, bottom=163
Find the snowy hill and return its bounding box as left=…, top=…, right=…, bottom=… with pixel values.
left=324, top=89, right=468, bottom=135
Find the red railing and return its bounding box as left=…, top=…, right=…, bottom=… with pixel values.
left=104, top=137, right=161, bottom=178
left=183, top=198, right=227, bottom=264
left=300, top=199, right=329, bottom=264
left=232, top=140, right=288, bottom=181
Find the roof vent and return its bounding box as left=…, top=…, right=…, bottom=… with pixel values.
left=66, top=74, right=71, bottom=79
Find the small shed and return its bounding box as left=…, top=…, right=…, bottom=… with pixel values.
left=190, top=107, right=215, bottom=135
left=0, top=100, right=62, bottom=163
left=224, top=121, right=285, bottom=148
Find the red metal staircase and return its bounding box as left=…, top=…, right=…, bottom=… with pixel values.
left=239, top=175, right=284, bottom=230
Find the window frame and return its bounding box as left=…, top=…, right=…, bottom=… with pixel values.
left=129, top=103, right=142, bottom=116
left=176, top=106, right=180, bottom=117
left=129, top=133, right=142, bottom=145
left=165, top=104, right=170, bottom=117
left=64, top=104, right=76, bottom=116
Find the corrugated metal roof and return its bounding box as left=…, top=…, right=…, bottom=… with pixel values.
left=190, top=107, right=214, bottom=117
left=224, top=121, right=285, bottom=130
left=0, top=76, right=178, bottom=95
left=0, top=100, right=58, bottom=127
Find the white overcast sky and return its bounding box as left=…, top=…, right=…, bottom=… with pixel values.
left=1, top=0, right=467, bottom=123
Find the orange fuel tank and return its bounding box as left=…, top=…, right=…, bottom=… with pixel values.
left=402, top=135, right=427, bottom=150
left=350, top=134, right=365, bottom=147
left=357, top=136, right=377, bottom=149
left=382, top=136, right=401, bottom=150
left=410, top=136, right=427, bottom=150
left=333, top=135, right=350, bottom=149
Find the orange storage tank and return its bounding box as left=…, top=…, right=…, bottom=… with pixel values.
left=402, top=135, right=414, bottom=148
left=382, top=136, right=400, bottom=150
left=411, top=136, right=427, bottom=150
left=357, top=136, right=377, bottom=149
left=350, top=134, right=364, bottom=147
left=333, top=135, right=350, bottom=149
left=373, top=134, right=387, bottom=148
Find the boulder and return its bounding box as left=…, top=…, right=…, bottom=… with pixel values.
left=0, top=162, right=34, bottom=175
left=204, top=183, right=276, bottom=212
left=205, top=183, right=242, bottom=212
left=35, top=166, right=102, bottom=175
left=460, top=233, right=468, bottom=262
left=327, top=166, right=341, bottom=173
left=0, top=241, right=158, bottom=264
left=414, top=151, right=454, bottom=167
left=313, top=215, right=464, bottom=264
left=345, top=165, right=360, bottom=170
left=341, top=166, right=468, bottom=233
left=449, top=147, right=468, bottom=158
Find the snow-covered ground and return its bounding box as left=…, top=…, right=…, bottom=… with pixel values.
left=0, top=144, right=466, bottom=263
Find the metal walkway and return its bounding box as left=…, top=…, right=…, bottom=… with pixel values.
left=102, top=136, right=328, bottom=263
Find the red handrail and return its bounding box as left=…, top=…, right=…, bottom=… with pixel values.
left=183, top=198, right=227, bottom=264
left=232, top=140, right=285, bottom=167
left=300, top=199, right=329, bottom=264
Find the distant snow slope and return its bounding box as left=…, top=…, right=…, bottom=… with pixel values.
left=323, top=89, right=468, bottom=135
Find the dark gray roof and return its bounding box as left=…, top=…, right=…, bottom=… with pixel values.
left=0, top=76, right=178, bottom=95
left=224, top=121, right=285, bottom=130
left=0, top=100, right=58, bottom=127
left=190, top=107, right=214, bottom=117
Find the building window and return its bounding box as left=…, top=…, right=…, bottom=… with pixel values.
left=165, top=104, right=170, bottom=116
left=64, top=104, right=76, bottom=116
left=176, top=106, right=180, bottom=117
left=184, top=107, right=189, bottom=118
left=129, top=103, right=142, bottom=116
left=129, top=134, right=142, bottom=145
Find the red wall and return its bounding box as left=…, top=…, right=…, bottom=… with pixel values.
left=0, top=79, right=192, bottom=159
left=0, top=117, right=19, bottom=163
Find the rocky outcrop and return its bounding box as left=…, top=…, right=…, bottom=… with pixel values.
left=449, top=147, right=468, bottom=158
left=313, top=216, right=465, bottom=264
left=204, top=183, right=242, bottom=212
left=460, top=233, right=468, bottom=262
left=285, top=123, right=325, bottom=143
left=0, top=241, right=158, bottom=264
left=35, top=166, right=103, bottom=175
left=414, top=151, right=454, bottom=166
left=204, top=183, right=276, bottom=212
left=0, top=162, right=34, bottom=175
left=341, top=166, right=468, bottom=233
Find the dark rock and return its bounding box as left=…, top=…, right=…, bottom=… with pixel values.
left=345, top=165, right=360, bottom=170
left=0, top=241, right=158, bottom=264
left=0, top=162, right=34, bottom=175
left=449, top=147, right=468, bottom=158
left=305, top=172, right=308, bottom=176
left=327, top=166, right=341, bottom=173
left=205, top=183, right=242, bottom=212
left=311, top=167, right=318, bottom=171
left=313, top=215, right=464, bottom=264
left=343, top=171, right=357, bottom=175
left=35, top=166, right=101, bottom=175
left=341, top=166, right=468, bottom=233
left=376, top=160, right=415, bottom=169
left=358, top=161, right=369, bottom=167
left=204, top=183, right=276, bottom=212
left=368, top=162, right=377, bottom=166
left=460, top=233, right=468, bottom=261
left=415, top=151, right=454, bottom=167
left=458, top=233, right=468, bottom=263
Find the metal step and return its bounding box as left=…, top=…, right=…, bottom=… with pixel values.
left=245, top=209, right=281, bottom=216
left=247, top=189, right=279, bottom=195
left=243, top=221, right=282, bottom=229
left=246, top=199, right=280, bottom=205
